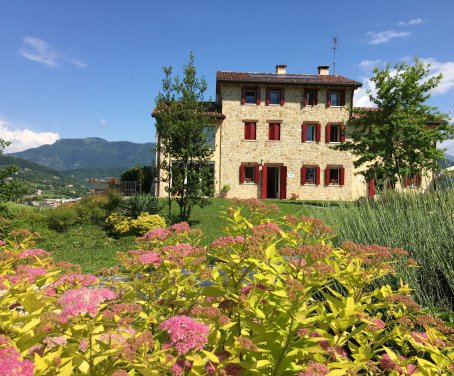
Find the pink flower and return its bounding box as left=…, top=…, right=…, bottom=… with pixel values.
left=58, top=287, right=117, bottom=317
left=211, top=236, right=245, bottom=248
left=171, top=359, right=192, bottom=376
left=299, top=361, right=329, bottom=376
left=252, top=222, right=282, bottom=234
left=18, top=248, right=50, bottom=259
left=380, top=354, right=398, bottom=371
left=0, top=240, right=6, bottom=246
left=53, top=273, right=99, bottom=287
left=79, top=339, right=89, bottom=352
left=43, top=335, right=67, bottom=349
left=367, top=318, right=386, bottom=331
left=138, top=251, right=161, bottom=266
left=0, top=336, right=11, bottom=345
left=162, top=243, right=194, bottom=256
left=160, top=315, right=209, bottom=355
left=0, top=346, right=34, bottom=376
left=168, top=222, right=190, bottom=233
left=137, top=228, right=172, bottom=241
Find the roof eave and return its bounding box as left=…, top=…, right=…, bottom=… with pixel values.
left=216, top=79, right=362, bottom=88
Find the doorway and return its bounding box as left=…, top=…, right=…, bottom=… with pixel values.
left=266, top=166, right=280, bottom=199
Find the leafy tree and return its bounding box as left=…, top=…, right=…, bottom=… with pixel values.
left=154, top=53, right=214, bottom=221
left=0, top=140, right=28, bottom=206
left=337, top=58, right=454, bottom=189
left=120, top=165, right=156, bottom=193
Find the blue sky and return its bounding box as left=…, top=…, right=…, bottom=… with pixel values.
left=1, top=0, right=454, bottom=154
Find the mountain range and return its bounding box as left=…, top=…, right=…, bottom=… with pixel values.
left=9, top=138, right=155, bottom=172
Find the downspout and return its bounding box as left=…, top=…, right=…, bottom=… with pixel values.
left=155, top=134, right=160, bottom=196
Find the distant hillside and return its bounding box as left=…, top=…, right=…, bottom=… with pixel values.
left=0, top=155, right=66, bottom=182
left=9, top=138, right=155, bottom=171
left=446, top=154, right=454, bottom=163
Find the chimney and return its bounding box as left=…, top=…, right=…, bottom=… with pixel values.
left=275, top=64, right=287, bottom=75
left=317, top=65, right=330, bottom=75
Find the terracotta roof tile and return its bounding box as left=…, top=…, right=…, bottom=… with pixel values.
left=216, top=71, right=362, bottom=87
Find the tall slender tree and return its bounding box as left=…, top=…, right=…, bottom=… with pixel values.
left=154, top=53, right=214, bottom=221
left=337, top=58, right=454, bottom=189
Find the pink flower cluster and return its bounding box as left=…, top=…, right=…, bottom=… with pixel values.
left=138, top=251, right=161, bottom=266
left=380, top=354, right=417, bottom=374
left=0, top=346, right=34, bottom=376
left=211, top=236, right=245, bottom=248
left=137, top=228, right=172, bottom=242
left=58, top=287, right=117, bottom=317
left=168, top=222, right=190, bottom=233
left=1, top=266, right=48, bottom=287
left=298, top=361, right=329, bottom=376
left=252, top=222, right=282, bottom=234
left=367, top=318, right=386, bottom=331
left=18, top=248, right=50, bottom=259
left=53, top=273, right=99, bottom=287
left=160, top=315, right=209, bottom=355
left=43, top=335, right=67, bottom=349
left=162, top=243, right=194, bottom=256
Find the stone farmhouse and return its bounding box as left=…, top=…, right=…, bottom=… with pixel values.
left=155, top=65, right=428, bottom=200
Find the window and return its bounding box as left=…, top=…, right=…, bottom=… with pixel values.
left=203, top=126, right=216, bottom=149
left=325, top=124, right=345, bottom=143
left=241, top=88, right=260, bottom=105
left=244, top=122, right=256, bottom=140
left=302, top=123, right=320, bottom=142
left=301, top=165, right=320, bottom=185
left=404, top=173, right=422, bottom=188
left=239, top=164, right=259, bottom=184
left=266, top=89, right=285, bottom=105
left=303, top=90, right=317, bottom=106
left=327, top=90, right=345, bottom=107
left=268, top=123, right=280, bottom=141
left=325, top=165, right=345, bottom=186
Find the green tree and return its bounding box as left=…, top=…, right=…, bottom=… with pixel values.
left=120, top=165, right=156, bottom=193
left=154, top=53, right=214, bottom=221
left=0, top=140, right=28, bottom=206
left=337, top=58, right=454, bottom=189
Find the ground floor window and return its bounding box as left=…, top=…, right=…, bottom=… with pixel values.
left=300, top=165, right=320, bottom=185
left=239, top=164, right=259, bottom=184
left=325, top=165, right=345, bottom=186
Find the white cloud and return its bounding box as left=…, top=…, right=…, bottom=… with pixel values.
left=358, top=60, right=382, bottom=71
left=19, top=36, right=86, bottom=68
left=367, top=30, right=410, bottom=45
left=398, top=18, right=425, bottom=26
left=353, top=78, right=376, bottom=108
left=422, top=58, right=454, bottom=95
left=0, top=117, right=60, bottom=153
left=98, top=118, right=107, bottom=126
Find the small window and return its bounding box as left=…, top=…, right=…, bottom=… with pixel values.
left=239, top=164, right=259, bottom=184
left=325, top=165, right=345, bottom=186
left=301, top=165, right=320, bottom=185
left=326, top=124, right=344, bottom=143
left=306, top=125, right=316, bottom=142
left=327, top=90, right=345, bottom=107
left=304, top=91, right=317, bottom=106
left=268, top=90, right=281, bottom=105
left=269, top=123, right=280, bottom=141
left=244, top=122, right=256, bottom=140
left=245, top=90, right=256, bottom=104
left=203, top=126, right=216, bottom=149
left=330, top=92, right=341, bottom=106
left=306, top=167, right=316, bottom=184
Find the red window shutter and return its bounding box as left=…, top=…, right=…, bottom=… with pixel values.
left=269, top=124, right=273, bottom=140
left=280, top=166, right=287, bottom=199
left=302, top=124, right=307, bottom=142
left=325, top=124, right=331, bottom=143
left=239, top=164, right=245, bottom=183
left=244, top=123, right=249, bottom=140
left=254, top=165, right=260, bottom=184
left=276, top=124, right=280, bottom=140
left=316, top=124, right=321, bottom=143
left=266, top=89, right=270, bottom=105
left=326, top=90, right=331, bottom=107
left=314, top=90, right=318, bottom=105
left=301, top=166, right=306, bottom=185
left=315, top=166, right=320, bottom=185
left=404, top=176, right=409, bottom=188
left=303, top=92, right=307, bottom=106
left=369, top=179, right=375, bottom=197
left=261, top=165, right=268, bottom=199
left=340, top=90, right=346, bottom=106
left=340, top=166, right=345, bottom=186
left=340, top=125, right=346, bottom=143
left=251, top=123, right=256, bottom=140
left=256, top=88, right=261, bottom=105
left=325, top=166, right=330, bottom=185
left=280, top=89, right=285, bottom=106
left=241, top=88, right=245, bottom=105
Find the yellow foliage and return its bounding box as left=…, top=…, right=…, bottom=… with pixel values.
left=106, top=212, right=166, bottom=235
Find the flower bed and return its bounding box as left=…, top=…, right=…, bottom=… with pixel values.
left=0, top=200, right=453, bottom=375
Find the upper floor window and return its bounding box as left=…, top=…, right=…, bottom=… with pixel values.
left=203, top=126, right=216, bottom=149
left=266, top=89, right=285, bottom=105
left=325, top=124, right=345, bottom=143
left=244, top=122, right=256, bottom=140
left=302, top=123, right=321, bottom=143
left=241, top=88, right=261, bottom=105
left=268, top=123, right=280, bottom=141
left=303, top=90, right=317, bottom=106
left=327, top=90, right=345, bottom=107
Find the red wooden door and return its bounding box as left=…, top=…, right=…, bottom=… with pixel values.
left=261, top=165, right=267, bottom=199
left=279, top=166, right=287, bottom=199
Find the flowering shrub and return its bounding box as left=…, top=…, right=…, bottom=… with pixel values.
left=0, top=198, right=453, bottom=375
left=106, top=212, right=166, bottom=235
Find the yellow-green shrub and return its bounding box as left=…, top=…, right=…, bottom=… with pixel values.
left=106, top=212, right=166, bottom=235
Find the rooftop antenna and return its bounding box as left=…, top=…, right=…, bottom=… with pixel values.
left=332, top=36, right=337, bottom=75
